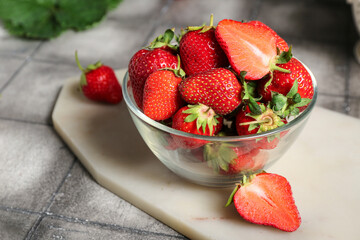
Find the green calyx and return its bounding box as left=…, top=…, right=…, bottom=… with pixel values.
left=225, top=174, right=258, bottom=207
left=270, top=79, right=312, bottom=118
left=160, top=55, right=186, bottom=78
left=265, top=46, right=293, bottom=89
left=203, top=142, right=238, bottom=173
left=147, top=28, right=178, bottom=51
left=75, top=50, right=103, bottom=87
left=182, top=103, right=220, bottom=136
left=178, top=14, right=215, bottom=42
left=240, top=105, right=284, bottom=133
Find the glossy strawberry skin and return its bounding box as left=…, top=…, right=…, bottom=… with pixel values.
left=247, top=21, right=289, bottom=52
left=233, top=173, right=301, bottom=232
left=128, top=48, right=178, bottom=109
left=179, top=68, right=242, bottom=115
left=82, top=65, right=122, bottom=104
left=171, top=106, right=223, bottom=149
left=142, top=70, right=184, bottom=121
left=257, top=58, right=314, bottom=106
left=179, top=29, right=228, bottom=76
left=215, top=19, right=277, bottom=80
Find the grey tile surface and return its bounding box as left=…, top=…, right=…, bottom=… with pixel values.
left=0, top=0, right=360, bottom=239
left=47, top=162, right=182, bottom=237
left=31, top=216, right=185, bottom=240
left=0, top=61, right=78, bottom=124
left=33, top=0, right=170, bottom=69
left=0, top=208, right=39, bottom=240
left=0, top=119, right=74, bottom=211
left=0, top=57, right=25, bottom=89
left=0, top=25, right=42, bottom=57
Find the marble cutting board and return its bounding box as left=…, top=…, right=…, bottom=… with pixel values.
left=52, top=69, right=360, bottom=240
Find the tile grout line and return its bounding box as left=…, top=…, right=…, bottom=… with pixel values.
left=24, top=158, right=76, bottom=240
left=0, top=41, right=44, bottom=93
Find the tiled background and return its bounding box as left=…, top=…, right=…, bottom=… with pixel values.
left=0, top=0, right=359, bottom=239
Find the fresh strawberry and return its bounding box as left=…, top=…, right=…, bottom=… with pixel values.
left=215, top=19, right=291, bottom=80
left=257, top=57, right=314, bottom=112
left=204, top=143, right=261, bottom=175
left=179, top=14, right=228, bottom=76
left=226, top=172, right=301, bottom=232
left=142, top=65, right=185, bottom=120
left=75, top=51, right=122, bottom=104
left=171, top=104, right=223, bottom=149
left=235, top=103, right=286, bottom=149
left=128, top=29, right=178, bottom=109
left=248, top=21, right=289, bottom=52
left=179, top=68, right=242, bottom=115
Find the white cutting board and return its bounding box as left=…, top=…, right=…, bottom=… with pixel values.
left=52, top=69, right=360, bottom=240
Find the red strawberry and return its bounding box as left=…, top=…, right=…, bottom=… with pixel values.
left=128, top=29, right=178, bottom=109
left=204, top=143, right=261, bottom=175
left=248, top=21, right=289, bottom=52
left=171, top=104, right=223, bottom=149
left=235, top=104, right=286, bottom=149
left=179, top=68, right=242, bottom=115
left=142, top=68, right=184, bottom=121
left=227, top=172, right=301, bottom=232
left=257, top=57, right=314, bottom=112
left=215, top=19, right=290, bottom=80
left=75, top=51, right=122, bottom=104
left=179, top=14, right=228, bottom=76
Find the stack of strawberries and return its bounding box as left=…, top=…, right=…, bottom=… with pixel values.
left=128, top=16, right=313, bottom=232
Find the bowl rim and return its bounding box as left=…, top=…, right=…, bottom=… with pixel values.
left=122, top=59, right=318, bottom=142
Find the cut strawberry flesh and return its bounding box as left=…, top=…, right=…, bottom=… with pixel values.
left=215, top=19, right=277, bottom=80
left=234, top=173, right=301, bottom=232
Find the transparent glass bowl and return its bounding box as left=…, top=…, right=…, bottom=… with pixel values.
left=122, top=64, right=317, bottom=187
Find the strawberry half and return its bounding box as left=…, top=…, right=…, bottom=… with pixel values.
left=179, top=68, right=242, bottom=115
left=179, top=14, right=228, bottom=76
left=227, top=172, right=301, bottom=232
left=75, top=51, right=122, bottom=104
left=247, top=21, right=289, bottom=52
left=171, top=104, right=223, bottom=149
left=215, top=19, right=291, bottom=80
left=128, top=29, right=178, bottom=109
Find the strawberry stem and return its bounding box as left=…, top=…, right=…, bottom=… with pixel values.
left=209, top=13, right=214, bottom=27
left=270, top=62, right=291, bottom=73
left=239, top=119, right=271, bottom=126
left=75, top=50, right=84, bottom=72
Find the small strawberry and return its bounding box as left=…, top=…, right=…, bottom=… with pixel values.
left=235, top=103, right=286, bottom=149
left=171, top=104, right=223, bottom=149
left=142, top=59, right=185, bottom=121
left=179, top=68, right=242, bottom=115
left=226, top=172, right=301, bottom=232
left=215, top=19, right=291, bottom=80
left=204, top=143, right=261, bottom=175
left=257, top=57, right=314, bottom=113
left=179, top=14, right=228, bottom=76
left=75, top=51, right=122, bottom=104
left=128, top=29, right=178, bottom=109
left=247, top=21, right=289, bottom=52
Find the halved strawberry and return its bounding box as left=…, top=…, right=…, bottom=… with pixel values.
left=226, top=172, right=301, bottom=232
left=215, top=19, right=291, bottom=80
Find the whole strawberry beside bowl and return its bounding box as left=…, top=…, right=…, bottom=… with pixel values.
left=122, top=17, right=318, bottom=187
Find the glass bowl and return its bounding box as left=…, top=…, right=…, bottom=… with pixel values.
left=122, top=64, right=317, bottom=188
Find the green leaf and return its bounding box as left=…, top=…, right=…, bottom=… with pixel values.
left=271, top=92, right=288, bottom=111
left=293, top=93, right=301, bottom=103
left=286, top=79, right=298, bottom=98
left=276, top=45, right=293, bottom=64
left=248, top=123, right=258, bottom=132
left=56, top=0, right=107, bottom=30
left=105, top=0, right=123, bottom=10
left=225, top=185, right=239, bottom=207
left=248, top=98, right=262, bottom=115
left=293, top=98, right=312, bottom=108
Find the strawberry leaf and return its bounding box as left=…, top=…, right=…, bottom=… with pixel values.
left=276, top=45, right=293, bottom=64
left=225, top=184, right=240, bottom=207
left=271, top=92, right=288, bottom=111
left=286, top=78, right=298, bottom=98
left=248, top=98, right=262, bottom=115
